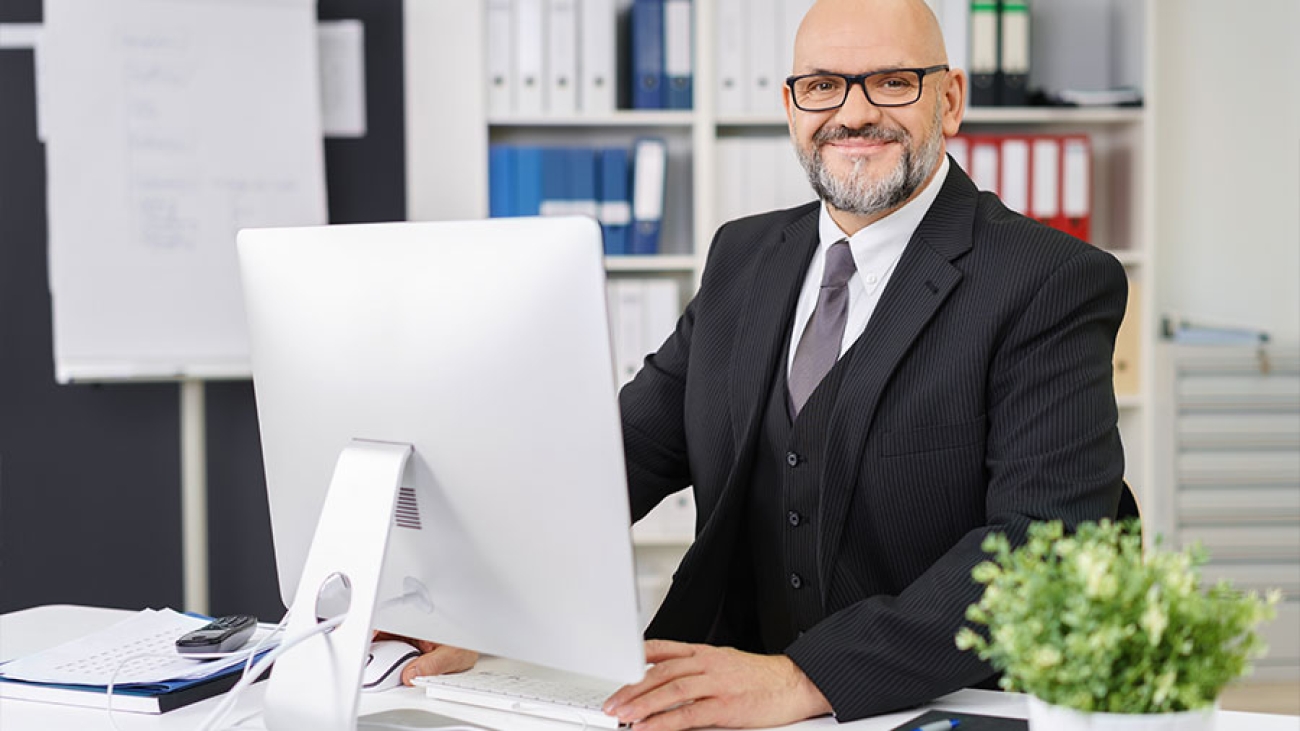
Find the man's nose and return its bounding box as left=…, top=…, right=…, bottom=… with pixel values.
left=833, top=81, right=885, bottom=127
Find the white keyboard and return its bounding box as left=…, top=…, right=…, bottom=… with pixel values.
left=416, top=669, right=626, bottom=728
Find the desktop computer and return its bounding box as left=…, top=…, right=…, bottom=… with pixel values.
left=237, top=216, right=645, bottom=730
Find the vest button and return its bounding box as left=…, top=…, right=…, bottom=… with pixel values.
left=787, top=510, right=802, bottom=527
left=785, top=451, right=800, bottom=467
left=789, top=573, right=803, bottom=590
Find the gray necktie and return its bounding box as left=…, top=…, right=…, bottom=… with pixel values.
left=788, top=240, right=856, bottom=417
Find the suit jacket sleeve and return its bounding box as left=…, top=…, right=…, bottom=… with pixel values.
left=785, top=244, right=1128, bottom=720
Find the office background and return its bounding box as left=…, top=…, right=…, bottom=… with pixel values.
left=1, top=0, right=1296, bottom=688
left=0, top=0, right=405, bottom=620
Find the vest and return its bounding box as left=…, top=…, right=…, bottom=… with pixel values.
left=740, top=338, right=858, bottom=652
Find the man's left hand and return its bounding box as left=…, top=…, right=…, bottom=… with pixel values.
left=602, top=639, right=832, bottom=730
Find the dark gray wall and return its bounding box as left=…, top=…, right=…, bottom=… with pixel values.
left=0, top=0, right=406, bottom=621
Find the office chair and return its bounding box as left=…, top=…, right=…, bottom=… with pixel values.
left=1117, top=480, right=1143, bottom=536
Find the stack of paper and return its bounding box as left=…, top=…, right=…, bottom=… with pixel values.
left=0, top=608, right=278, bottom=713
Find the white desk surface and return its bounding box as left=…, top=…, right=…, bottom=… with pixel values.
left=1, top=606, right=1296, bottom=731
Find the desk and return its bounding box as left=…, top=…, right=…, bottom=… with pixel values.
left=2, top=606, right=1296, bottom=731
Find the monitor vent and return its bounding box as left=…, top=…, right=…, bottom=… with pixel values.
left=394, top=486, right=422, bottom=530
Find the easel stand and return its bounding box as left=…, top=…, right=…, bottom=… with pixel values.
left=263, top=439, right=412, bottom=731
left=180, top=379, right=209, bottom=614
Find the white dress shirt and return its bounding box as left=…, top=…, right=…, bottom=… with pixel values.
left=787, top=156, right=951, bottom=375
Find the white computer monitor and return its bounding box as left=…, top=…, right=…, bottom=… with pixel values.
left=237, top=217, right=645, bottom=730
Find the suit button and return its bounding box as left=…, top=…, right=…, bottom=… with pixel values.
left=787, top=510, right=802, bottom=527
left=789, top=573, right=803, bottom=590
left=786, top=451, right=799, bottom=467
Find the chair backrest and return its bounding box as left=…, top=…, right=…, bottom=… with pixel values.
left=1117, top=480, right=1142, bottom=523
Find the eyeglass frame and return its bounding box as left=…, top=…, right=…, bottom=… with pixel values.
left=785, top=64, right=950, bottom=112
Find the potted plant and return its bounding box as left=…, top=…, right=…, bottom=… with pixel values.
left=955, top=519, right=1279, bottom=731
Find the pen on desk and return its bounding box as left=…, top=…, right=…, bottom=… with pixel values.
left=910, top=720, right=960, bottom=731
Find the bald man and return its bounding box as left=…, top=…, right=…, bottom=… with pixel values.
left=399, top=0, right=1127, bottom=727
left=599, top=0, right=1128, bottom=727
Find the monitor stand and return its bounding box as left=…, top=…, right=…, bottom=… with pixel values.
left=263, top=439, right=413, bottom=731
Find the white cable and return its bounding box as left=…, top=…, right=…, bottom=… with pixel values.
left=195, top=613, right=346, bottom=731
left=104, top=613, right=291, bottom=731
left=104, top=645, right=268, bottom=731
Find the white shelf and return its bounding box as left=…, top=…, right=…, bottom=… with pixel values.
left=1110, top=250, right=1146, bottom=266
left=962, top=107, right=1145, bottom=125
left=714, top=106, right=1145, bottom=129
left=489, top=111, right=696, bottom=128
left=605, top=255, right=699, bottom=273
left=632, top=535, right=694, bottom=548
left=713, top=113, right=788, bottom=127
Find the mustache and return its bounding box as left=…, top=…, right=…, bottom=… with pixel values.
left=813, top=124, right=908, bottom=145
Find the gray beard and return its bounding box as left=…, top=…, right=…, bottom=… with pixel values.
left=796, top=105, right=945, bottom=217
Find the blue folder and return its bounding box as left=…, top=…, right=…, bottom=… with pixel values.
left=599, top=148, right=631, bottom=255
left=514, top=146, right=545, bottom=217
left=488, top=145, right=518, bottom=217
left=568, top=147, right=598, bottom=219
left=631, top=0, right=665, bottom=109
left=539, top=147, right=570, bottom=216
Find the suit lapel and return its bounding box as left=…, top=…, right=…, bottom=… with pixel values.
left=816, top=164, right=980, bottom=604
left=727, top=209, right=818, bottom=455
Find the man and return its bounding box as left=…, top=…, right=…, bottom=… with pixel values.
left=404, top=0, right=1127, bottom=727
left=603, top=0, right=1126, bottom=727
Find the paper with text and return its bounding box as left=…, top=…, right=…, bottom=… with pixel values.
left=41, top=0, right=327, bottom=381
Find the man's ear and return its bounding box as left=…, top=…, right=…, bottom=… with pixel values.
left=941, top=68, right=967, bottom=137
left=783, top=82, right=797, bottom=130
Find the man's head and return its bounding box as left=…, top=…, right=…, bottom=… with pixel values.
left=785, top=0, right=965, bottom=230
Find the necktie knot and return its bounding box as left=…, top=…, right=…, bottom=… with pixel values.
left=821, top=240, right=856, bottom=288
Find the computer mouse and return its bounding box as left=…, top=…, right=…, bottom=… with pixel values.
left=361, top=640, right=421, bottom=692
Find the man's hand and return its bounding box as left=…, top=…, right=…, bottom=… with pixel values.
left=371, top=631, right=478, bottom=685
left=602, top=640, right=832, bottom=730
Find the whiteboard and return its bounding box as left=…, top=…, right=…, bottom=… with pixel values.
left=42, top=0, right=327, bottom=382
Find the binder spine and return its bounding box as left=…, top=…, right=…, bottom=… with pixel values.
left=545, top=0, right=580, bottom=114
left=578, top=0, right=617, bottom=113
left=631, top=0, right=666, bottom=109
left=488, top=144, right=519, bottom=217
left=485, top=0, right=515, bottom=116
left=630, top=138, right=667, bottom=255
left=600, top=147, right=632, bottom=255
left=663, top=0, right=694, bottom=109
left=998, top=0, right=1030, bottom=106
left=969, top=0, right=999, bottom=106
left=514, top=0, right=547, bottom=115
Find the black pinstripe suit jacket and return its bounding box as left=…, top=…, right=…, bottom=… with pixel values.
left=618, top=160, right=1127, bottom=720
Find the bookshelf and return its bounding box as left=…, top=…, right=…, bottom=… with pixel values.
left=403, top=0, right=1158, bottom=558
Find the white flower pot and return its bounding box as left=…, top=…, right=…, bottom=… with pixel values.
left=1026, top=695, right=1217, bottom=731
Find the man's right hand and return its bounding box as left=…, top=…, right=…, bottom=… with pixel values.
left=372, top=631, right=479, bottom=685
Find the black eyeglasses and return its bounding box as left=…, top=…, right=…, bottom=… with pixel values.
left=785, top=65, right=949, bottom=112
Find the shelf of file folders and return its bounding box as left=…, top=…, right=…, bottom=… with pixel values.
left=948, top=132, right=1092, bottom=243
left=607, top=275, right=682, bottom=388
left=489, top=138, right=668, bottom=256
left=485, top=0, right=694, bottom=117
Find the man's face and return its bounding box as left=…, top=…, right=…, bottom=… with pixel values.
left=784, top=1, right=964, bottom=220
left=793, top=91, right=945, bottom=217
